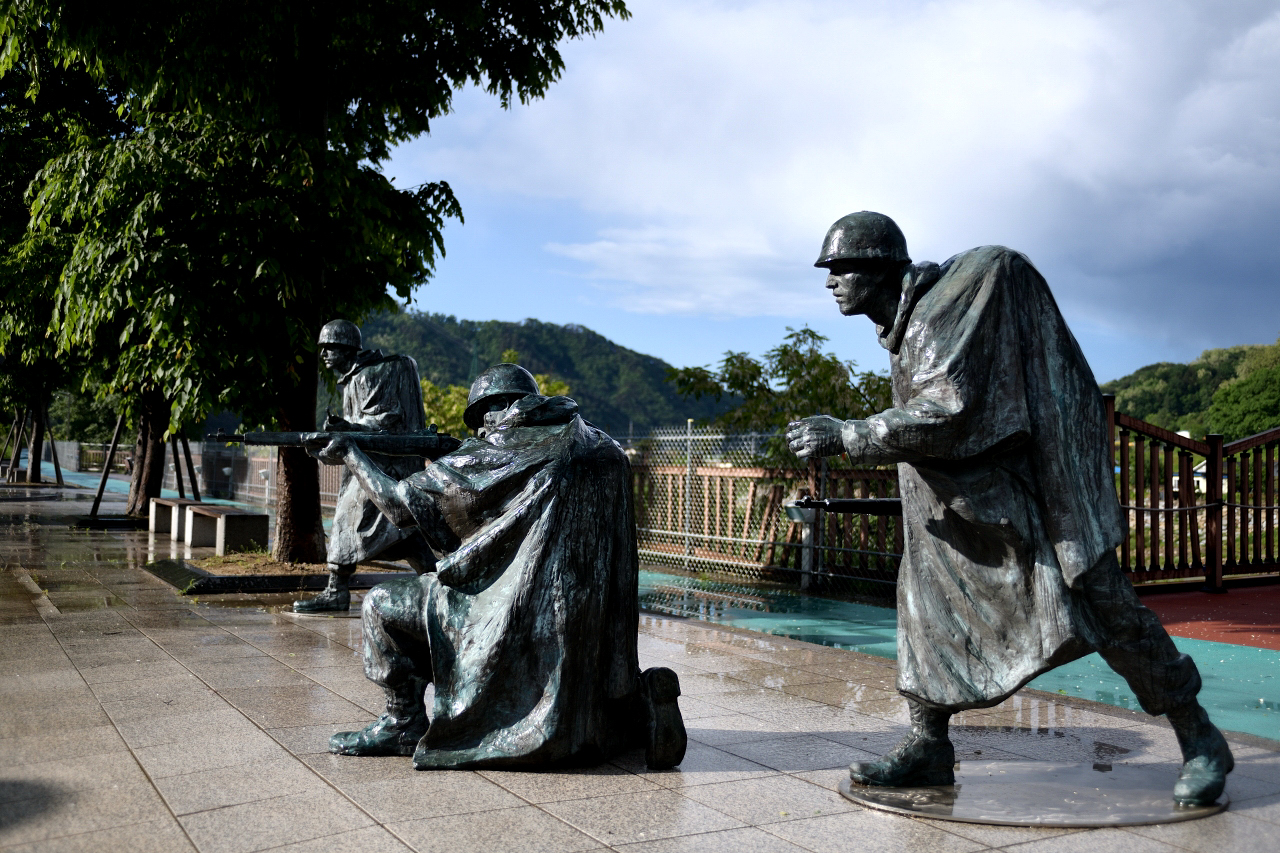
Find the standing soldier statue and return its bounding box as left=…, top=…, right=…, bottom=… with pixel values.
left=786, top=212, right=1233, bottom=806
left=294, top=320, right=437, bottom=612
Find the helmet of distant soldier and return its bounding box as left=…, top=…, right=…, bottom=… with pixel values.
left=814, top=211, right=910, bottom=267
left=463, top=364, right=541, bottom=430
left=317, top=319, right=362, bottom=350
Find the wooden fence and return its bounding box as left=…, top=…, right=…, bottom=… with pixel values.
left=1109, top=396, right=1280, bottom=589
left=632, top=402, right=1280, bottom=592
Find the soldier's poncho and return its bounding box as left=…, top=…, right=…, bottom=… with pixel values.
left=842, top=246, right=1125, bottom=710
left=397, top=395, right=640, bottom=766
left=328, top=349, right=427, bottom=565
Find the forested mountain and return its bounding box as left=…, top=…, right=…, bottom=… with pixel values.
left=360, top=311, right=727, bottom=437
left=1103, top=338, right=1280, bottom=440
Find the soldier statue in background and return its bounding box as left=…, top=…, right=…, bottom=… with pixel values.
left=293, top=320, right=437, bottom=612
left=786, top=211, right=1233, bottom=806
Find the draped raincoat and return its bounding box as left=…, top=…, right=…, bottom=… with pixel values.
left=398, top=395, right=641, bottom=766
left=842, top=247, right=1125, bottom=709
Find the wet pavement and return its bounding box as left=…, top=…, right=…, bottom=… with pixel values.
left=3, top=487, right=1280, bottom=853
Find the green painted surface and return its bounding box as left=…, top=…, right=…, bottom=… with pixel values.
left=638, top=570, right=1280, bottom=741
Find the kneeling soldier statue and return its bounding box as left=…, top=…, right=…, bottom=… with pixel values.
left=294, top=319, right=437, bottom=612
left=312, top=364, right=687, bottom=769
left=787, top=212, right=1233, bottom=806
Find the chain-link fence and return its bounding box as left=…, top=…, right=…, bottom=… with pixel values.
left=624, top=423, right=902, bottom=602
left=156, top=443, right=342, bottom=508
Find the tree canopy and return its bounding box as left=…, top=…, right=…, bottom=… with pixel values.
left=667, top=326, right=893, bottom=442
left=0, top=0, right=631, bottom=537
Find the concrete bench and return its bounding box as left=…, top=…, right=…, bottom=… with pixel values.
left=149, top=498, right=200, bottom=539
left=184, top=504, right=270, bottom=555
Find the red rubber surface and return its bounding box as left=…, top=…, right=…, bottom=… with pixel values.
left=1144, top=584, right=1280, bottom=651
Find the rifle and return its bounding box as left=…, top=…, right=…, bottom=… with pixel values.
left=206, top=425, right=462, bottom=460
left=789, top=496, right=903, bottom=516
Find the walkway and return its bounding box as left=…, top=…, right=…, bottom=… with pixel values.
left=2, top=489, right=1279, bottom=852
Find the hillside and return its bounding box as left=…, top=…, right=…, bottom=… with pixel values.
left=358, top=311, right=726, bottom=437
left=1102, top=339, right=1280, bottom=439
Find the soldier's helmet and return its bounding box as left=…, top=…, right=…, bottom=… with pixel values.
left=814, top=211, right=910, bottom=268
left=318, top=319, right=362, bottom=350
left=463, top=363, right=541, bottom=430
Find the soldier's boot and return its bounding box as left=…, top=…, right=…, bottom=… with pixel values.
left=330, top=677, right=428, bottom=756
left=1167, top=701, right=1233, bottom=806
left=641, top=667, right=687, bottom=769
left=849, top=700, right=955, bottom=786
left=293, top=564, right=355, bottom=612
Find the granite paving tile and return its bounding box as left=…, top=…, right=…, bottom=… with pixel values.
left=216, top=683, right=370, bottom=728
left=113, top=706, right=262, bottom=751
left=267, top=720, right=377, bottom=756
left=478, top=763, right=663, bottom=803
left=154, top=755, right=329, bottom=815
left=0, top=752, right=148, bottom=803
left=73, top=658, right=192, bottom=685
left=337, top=770, right=525, bottom=823
left=182, top=657, right=315, bottom=690
left=615, top=826, right=812, bottom=853
left=0, top=701, right=111, bottom=738
left=698, top=688, right=827, bottom=717
left=685, top=713, right=795, bottom=747
left=178, top=788, right=375, bottom=853
left=134, top=728, right=291, bottom=779
left=0, top=777, right=172, bottom=849
left=0, top=816, right=196, bottom=853
left=675, top=773, right=855, bottom=825
left=0, top=724, right=128, bottom=768
left=1125, top=811, right=1278, bottom=853
left=267, top=825, right=415, bottom=853
left=100, top=686, right=229, bottom=724
left=765, top=807, right=989, bottom=853
left=1001, top=828, right=1179, bottom=852
left=389, top=805, right=602, bottom=853
left=611, top=741, right=778, bottom=789
left=541, top=789, right=743, bottom=846
left=718, top=734, right=875, bottom=774
left=725, top=667, right=840, bottom=691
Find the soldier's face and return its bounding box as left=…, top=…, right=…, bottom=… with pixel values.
left=824, top=264, right=892, bottom=317
left=321, top=345, right=356, bottom=373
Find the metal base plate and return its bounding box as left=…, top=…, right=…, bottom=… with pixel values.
left=838, top=761, right=1228, bottom=827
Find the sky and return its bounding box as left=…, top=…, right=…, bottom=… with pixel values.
left=386, top=0, right=1280, bottom=384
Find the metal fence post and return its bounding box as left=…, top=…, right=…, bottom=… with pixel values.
left=684, top=419, right=693, bottom=569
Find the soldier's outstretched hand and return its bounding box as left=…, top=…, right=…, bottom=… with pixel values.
left=312, top=434, right=355, bottom=465
left=786, top=416, right=845, bottom=459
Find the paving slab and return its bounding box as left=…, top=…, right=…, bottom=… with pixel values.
left=0, top=489, right=1275, bottom=853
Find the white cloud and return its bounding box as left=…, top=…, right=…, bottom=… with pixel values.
left=393, top=0, right=1280, bottom=354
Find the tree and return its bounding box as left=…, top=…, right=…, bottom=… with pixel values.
left=2, top=0, right=630, bottom=548
left=667, top=326, right=892, bottom=458
left=0, top=23, right=127, bottom=483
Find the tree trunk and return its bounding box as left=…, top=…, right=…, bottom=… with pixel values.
left=25, top=395, right=44, bottom=484
left=273, top=349, right=327, bottom=562
left=125, top=390, right=168, bottom=516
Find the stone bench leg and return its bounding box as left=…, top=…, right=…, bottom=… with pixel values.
left=216, top=515, right=269, bottom=556
left=170, top=504, right=188, bottom=542
left=149, top=500, right=171, bottom=535
left=186, top=508, right=218, bottom=548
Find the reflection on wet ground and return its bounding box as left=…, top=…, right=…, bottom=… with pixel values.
left=2, top=489, right=1279, bottom=852
left=640, top=569, right=1280, bottom=741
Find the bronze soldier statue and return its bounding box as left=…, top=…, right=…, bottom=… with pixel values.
left=294, top=320, right=437, bottom=612
left=311, top=364, right=687, bottom=769
left=786, top=212, right=1233, bottom=806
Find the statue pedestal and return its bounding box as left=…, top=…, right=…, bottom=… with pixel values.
left=838, top=761, right=1227, bottom=827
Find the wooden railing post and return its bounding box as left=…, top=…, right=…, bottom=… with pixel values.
left=1103, top=394, right=1116, bottom=472
left=1205, top=434, right=1225, bottom=593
